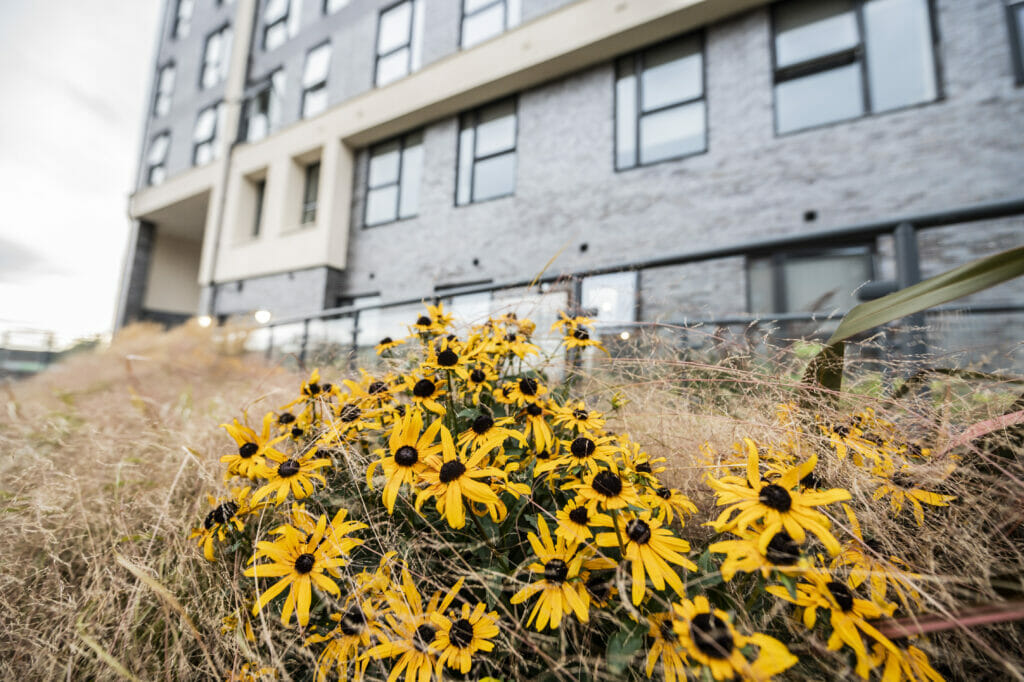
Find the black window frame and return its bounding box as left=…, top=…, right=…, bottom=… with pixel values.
left=146, top=131, right=171, bottom=187
left=153, top=61, right=176, bottom=118
left=252, top=179, right=267, bottom=237
left=459, top=0, right=510, bottom=49
left=745, top=244, right=876, bottom=315
left=301, top=161, right=321, bottom=225
left=363, top=130, right=424, bottom=228
left=192, top=103, right=220, bottom=166
left=455, top=97, right=518, bottom=207
left=1008, top=0, right=1024, bottom=85
left=301, top=42, right=332, bottom=119
left=374, top=0, right=416, bottom=87
left=769, top=0, right=943, bottom=136
left=200, top=24, right=232, bottom=91
left=262, top=0, right=290, bottom=51
left=613, top=32, right=708, bottom=172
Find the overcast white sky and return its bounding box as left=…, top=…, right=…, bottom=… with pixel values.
left=0, top=1, right=161, bottom=348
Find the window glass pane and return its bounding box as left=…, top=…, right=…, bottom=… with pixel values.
left=325, top=0, right=349, bottom=12
left=641, top=36, right=702, bottom=111
left=456, top=127, right=474, bottom=205
left=464, top=0, right=494, bottom=12
left=475, top=100, right=516, bottom=156
left=638, top=100, right=705, bottom=165
left=265, top=0, right=288, bottom=21
left=776, top=63, right=863, bottom=133
left=269, top=70, right=284, bottom=129
left=784, top=252, right=870, bottom=313
left=582, top=272, right=637, bottom=327
left=149, top=134, right=170, bottom=164
left=864, top=0, right=936, bottom=113
left=265, top=22, right=287, bottom=50
left=304, top=163, right=320, bottom=205
left=368, top=141, right=401, bottom=187
left=195, top=142, right=213, bottom=165
left=376, top=48, right=409, bottom=86
left=747, top=258, right=774, bottom=314
left=774, top=0, right=858, bottom=68
left=149, top=165, right=166, bottom=185
left=398, top=138, right=423, bottom=218
left=506, top=0, right=521, bottom=27
left=462, top=3, right=505, bottom=48
left=303, top=44, right=331, bottom=86
left=302, top=85, right=327, bottom=117
left=472, top=151, right=515, bottom=201
left=378, top=2, right=412, bottom=54
left=194, top=108, right=216, bottom=141
left=615, top=65, right=638, bottom=169
left=366, top=185, right=399, bottom=225
left=443, top=292, right=492, bottom=327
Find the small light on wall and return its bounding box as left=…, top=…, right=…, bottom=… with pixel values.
left=254, top=309, right=272, bottom=324
left=197, top=315, right=213, bottom=328
left=619, top=331, right=630, bottom=340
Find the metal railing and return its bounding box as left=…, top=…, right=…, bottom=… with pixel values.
left=241, top=196, right=1024, bottom=369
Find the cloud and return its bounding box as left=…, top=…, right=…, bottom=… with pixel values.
left=0, top=236, right=55, bottom=280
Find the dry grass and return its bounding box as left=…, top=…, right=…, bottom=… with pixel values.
left=1, top=320, right=1022, bottom=680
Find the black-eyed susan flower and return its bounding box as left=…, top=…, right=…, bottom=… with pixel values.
left=252, top=447, right=331, bottom=505
left=706, top=438, right=850, bottom=556
left=551, top=400, right=606, bottom=434
left=870, top=643, right=944, bottom=682
left=536, top=433, right=621, bottom=477
left=430, top=601, right=500, bottom=675
left=375, top=336, right=406, bottom=354
left=456, top=412, right=525, bottom=455
left=220, top=412, right=287, bottom=479
left=642, top=486, right=698, bottom=525
left=245, top=514, right=350, bottom=627
left=268, top=503, right=366, bottom=560
left=644, top=610, right=690, bottom=682
left=595, top=510, right=697, bottom=605
left=404, top=372, right=448, bottom=415
left=554, top=497, right=611, bottom=545
left=569, top=467, right=642, bottom=511
left=708, top=527, right=808, bottom=582
left=190, top=486, right=262, bottom=561
left=520, top=400, right=557, bottom=454
left=511, top=515, right=592, bottom=630
left=617, top=435, right=667, bottom=485
left=415, top=440, right=505, bottom=530
left=462, top=363, right=497, bottom=404
left=506, top=376, right=547, bottom=406
left=306, top=599, right=387, bottom=682
left=831, top=504, right=921, bottom=610
left=673, top=595, right=798, bottom=681
left=871, top=459, right=955, bottom=526
left=368, top=408, right=445, bottom=514
left=767, top=571, right=898, bottom=679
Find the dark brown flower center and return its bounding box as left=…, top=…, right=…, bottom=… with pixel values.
left=294, top=552, right=315, bottom=574
left=239, top=442, right=259, bottom=458
left=832, top=424, right=850, bottom=437
left=291, top=427, right=304, bottom=438
left=368, top=381, right=388, bottom=394
left=636, top=462, right=652, bottom=474
left=572, top=328, right=590, bottom=340
left=379, top=337, right=393, bottom=345
left=656, top=487, right=671, bottom=500
left=437, top=349, right=459, bottom=367
left=519, top=378, right=538, bottom=396
left=278, top=459, right=301, bottom=478
left=592, top=471, right=623, bottom=498
left=690, top=612, right=734, bottom=658
left=470, top=368, right=486, bottom=383
left=827, top=581, right=855, bottom=611
left=586, top=574, right=610, bottom=601
left=572, top=408, right=589, bottom=421
left=306, top=383, right=321, bottom=396
left=395, top=445, right=418, bottom=467
left=204, top=501, right=239, bottom=529
left=659, top=619, right=678, bottom=641
left=544, top=559, right=569, bottom=583
left=570, top=437, right=596, bottom=459
left=416, top=315, right=431, bottom=326
left=449, top=618, right=475, bottom=649
left=471, top=414, right=494, bottom=434
left=277, top=412, right=296, bottom=425
left=339, top=604, right=366, bottom=636
left=413, top=379, right=436, bottom=398
left=759, top=484, right=792, bottom=512
left=765, top=531, right=800, bottom=565
left=526, top=403, right=543, bottom=417
left=339, top=404, right=361, bottom=422
left=414, top=624, right=436, bottom=651
left=439, top=460, right=466, bottom=484
left=568, top=506, right=589, bottom=525
left=626, top=519, right=652, bottom=545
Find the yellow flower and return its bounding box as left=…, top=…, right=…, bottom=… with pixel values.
left=220, top=412, right=287, bottom=479
left=404, top=372, right=448, bottom=415
left=708, top=528, right=809, bottom=582
left=595, top=510, right=697, bottom=605
left=375, top=335, right=406, bottom=354
left=430, top=601, right=500, bottom=675
left=831, top=504, right=921, bottom=610
left=554, top=497, right=612, bottom=545
left=568, top=467, right=642, bottom=512
left=410, top=302, right=454, bottom=335
left=368, top=408, right=445, bottom=514
left=456, top=412, right=525, bottom=455
left=519, top=400, right=557, bottom=454
left=551, top=400, right=606, bottom=433
left=706, top=438, right=850, bottom=556
left=190, top=486, right=263, bottom=561
left=535, top=433, right=622, bottom=478
left=510, top=516, right=592, bottom=630
left=306, top=599, right=387, bottom=682
left=252, top=447, right=331, bottom=505
left=415, top=439, right=505, bottom=529
left=870, top=643, right=944, bottom=682
left=644, top=610, right=690, bottom=682
left=641, top=486, right=698, bottom=525
left=871, top=460, right=955, bottom=526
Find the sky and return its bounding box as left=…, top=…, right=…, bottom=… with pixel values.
left=0, top=0, right=161, bottom=348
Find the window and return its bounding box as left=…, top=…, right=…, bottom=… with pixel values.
left=146, top=133, right=170, bottom=186
left=301, top=162, right=321, bottom=224
left=772, top=0, right=939, bottom=134
left=172, top=0, right=194, bottom=39
left=244, top=70, right=284, bottom=142
left=365, top=131, right=424, bottom=226
left=301, top=42, right=331, bottom=118
left=263, top=0, right=290, bottom=51
left=747, top=247, right=874, bottom=314
left=192, top=104, right=221, bottom=166
left=615, top=34, right=706, bottom=170
left=324, top=0, right=350, bottom=12
left=253, top=180, right=266, bottom=237
left=456, top=98, right=517, bottom=205
left=460, top=0, right=521, bottom=49
left=374, top=0, right=423, bottom=86
left=1009, top=1, right=1024, bottom=84
left=581, top=272, right=638, bottom=328
left=153, top=63, right=176, bottom=117
left=201, top=25, right=233, bottom=90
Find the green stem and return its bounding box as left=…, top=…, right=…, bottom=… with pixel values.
left=609, top=508, right=626, bottom=557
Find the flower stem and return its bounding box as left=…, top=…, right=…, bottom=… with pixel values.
left=609, top=508, right=626, bottom=557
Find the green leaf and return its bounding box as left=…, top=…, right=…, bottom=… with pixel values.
left=800, top=341, right=845, bottom=410
left=777, top=572, right=798, bottom=600
left=606, top=620, right=646, bottom=676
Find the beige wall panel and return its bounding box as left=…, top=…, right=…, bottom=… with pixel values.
left=143, top=232, right=202, bottom=313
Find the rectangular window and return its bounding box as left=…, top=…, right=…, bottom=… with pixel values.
left=772, top=0, right=939, bottom=134
left=324, top=0, right=349, bottom=12
left=192, top=104, right=221, bottom=166
left=747, top=247, right=874, bottom=314
left=263, top=0, right=290, bottom=51
left=374, top=0, right=423, bottom=87
left=146, top=133, right=170, bottom=186
left=245, top=70, right=284, bottom=142
left=201, top=25, right=233, bottom=90
left=615, top=34, right=706, bottom=170
left=172, top=0, right=194, bottom=39
left=302, top=42, right=331, bottom=118
left=153, top=63, right=176, bottom=117
left=253, top=180, right=266, bottom=237
left=365, top=130, right=424, bottom=226
left=581, top=272, right=638, bottom=327
left=456, top=98, right=517, bottom=205
left=1009, top=1, right=1024, bottom=84
left=460, top=0, right=521, bottom=49
left=301, top=162, right=321, bottom=224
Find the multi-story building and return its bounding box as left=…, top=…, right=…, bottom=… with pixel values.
left=118, top=0, right=1024, bottom=365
